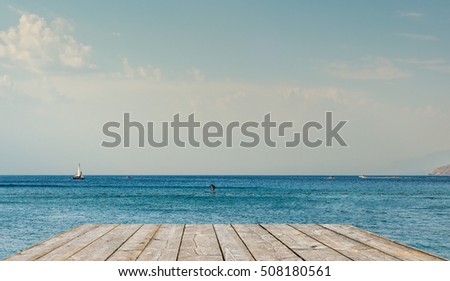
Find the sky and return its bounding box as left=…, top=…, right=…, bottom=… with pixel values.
left=0, top=0, right=449, bottom=175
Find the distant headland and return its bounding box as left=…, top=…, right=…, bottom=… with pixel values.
left=430, top=164, right=450, bottom=175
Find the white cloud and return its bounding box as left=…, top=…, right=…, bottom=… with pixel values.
left=282, top=86, right=339, bottom=101
left=58, top=35, right=92, bottom=68
left=400, top=12, right=423, bottom=18
left=414, top=104, right=441, bottom=117
left=0, top=74, right=16, bottom=97
left=398, top=58, right=450, bottom=74
left=328, top=57, right=410, bottom=80
left=0, top=11, right=93, bottom=72
left=152, top=68, right=162, bottom=82
left=0, top=74, right=13, bottom=88
left=117, top=57, right=162, bottom=81
left=425, top=65, right=450, bottom=73
left=397, top=58, right=446, bottom=65
left=215, top=91, right=247, bottom=109
left=186, top=67, right=205, bottom=81
left=398, top=33, right=438, bottom=42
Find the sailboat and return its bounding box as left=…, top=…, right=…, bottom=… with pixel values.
left=72, top=163, right=85, bottom=180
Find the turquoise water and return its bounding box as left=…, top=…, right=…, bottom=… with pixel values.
left=0, top=175, right=449, bottom=259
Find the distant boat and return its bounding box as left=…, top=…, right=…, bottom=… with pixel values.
left=359, top=175, right=398, bottom=179
left=72, top=163, right=85, bottom=180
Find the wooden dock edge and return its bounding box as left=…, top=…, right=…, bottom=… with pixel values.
left=3, top=224, right=447, bottom=261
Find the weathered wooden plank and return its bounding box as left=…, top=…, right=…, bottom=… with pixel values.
left=67, top=224, right=141, bottom=261
left=214, top=224, right=255, bottom=261
left=137, top=224, right=184, bottom=261
left=321, top=224, right=446, bottom=261
left=6, top=224, right=98, bottom=261
left=261, top=224, right=350, bottom=261
left=38, top=224, right=118, bottom=261
left=178, top=224, right=223, bottom=261
left=107, top=224, right=160, bottom=261
left=233, top=224, right=300, bottom=261
left=290, top=224, right=399, bottom=261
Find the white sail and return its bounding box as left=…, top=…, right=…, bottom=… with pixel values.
left=72, top=163, right=84, bottom=180
left=76, top=164, right=81, bottom=177
left=74, top=164, right=83, bottom=178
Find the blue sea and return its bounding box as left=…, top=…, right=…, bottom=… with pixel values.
left=0, top=175, right=449, bottom=260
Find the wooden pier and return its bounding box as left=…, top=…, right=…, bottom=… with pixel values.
left=4, top=224, right=446, bottom=261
